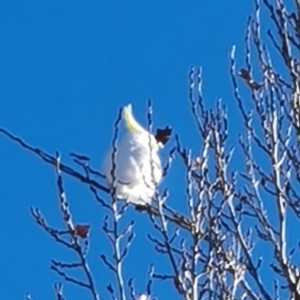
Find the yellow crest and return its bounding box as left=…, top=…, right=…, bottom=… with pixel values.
left=122, top=104, right=144, bottom=133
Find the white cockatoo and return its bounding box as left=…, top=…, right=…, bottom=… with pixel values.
left=103, top=104, right=163, bottom=205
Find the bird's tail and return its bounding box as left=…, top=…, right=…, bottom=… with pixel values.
left=122, top=104, right=144, bottom=133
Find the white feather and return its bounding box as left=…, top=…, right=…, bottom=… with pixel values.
left=103, top=104, right=162, bottom=205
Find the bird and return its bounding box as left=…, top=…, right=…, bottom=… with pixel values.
left=102, top=104, right=163, bottom=206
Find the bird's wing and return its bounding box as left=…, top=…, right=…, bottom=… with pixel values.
left=103, top=132, right=162, bottom=187
left=103, top=138, right=143, bottom=186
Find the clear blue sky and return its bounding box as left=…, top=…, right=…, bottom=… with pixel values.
left=0, top=0, right=259, bottom=299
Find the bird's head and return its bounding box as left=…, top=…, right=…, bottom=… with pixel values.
left=122, top=104, right=145, bottom=133
left=122, top=104, right=161, bottom=151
